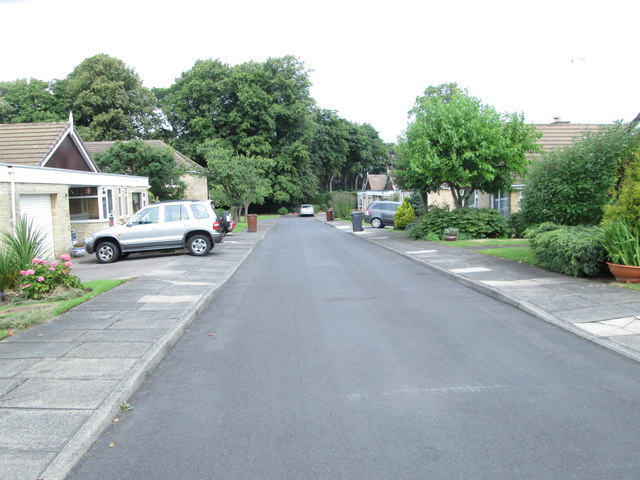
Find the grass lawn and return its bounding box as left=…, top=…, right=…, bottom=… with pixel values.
left=0, top=279, right=124, bottom=340
left=477, top=246, right=540, bottom=266
left=440, top=238, right=530, bottom=248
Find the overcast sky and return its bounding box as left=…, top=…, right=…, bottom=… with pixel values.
left=2, top=0, right=638, bottom=142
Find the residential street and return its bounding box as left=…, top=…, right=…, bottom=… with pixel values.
left=67, top=217, right=640, bottom=479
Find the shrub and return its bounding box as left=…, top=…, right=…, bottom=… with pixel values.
left=507, top=211, right=529, bottom=238
left=603, top=151, right=640, bottom=232
left=520, top=124, right=639, bottom=226
left=394, top=199, right=416, bottom=230
left=408, top=206, right=508, bottom=240
left=277, top=207, right=288, bottom=215
left=18, top=254, right=82, bottom=299
left=331, top=192, right=356, bottom=219
left=529, top=225, right=607, bottom=277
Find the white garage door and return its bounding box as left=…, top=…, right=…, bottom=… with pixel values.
left=20, top=194, right=55, bottom=259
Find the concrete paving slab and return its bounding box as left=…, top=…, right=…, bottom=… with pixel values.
left=0, top=378, right=21, bottom=396
left=0, top=449, right=57, bottom=480
left=138, top=294, right=201, bottom=303
left=109, top=317, right=180, bottom=330
left=0, top=358, right=41, bottom=377
left=555, top=305, right=640, bottom=323
left=20, top=357, right=136, bottom=380
left=70, top=301, right=143, bottom=311
left=0, top=327, right=86, bottom=343
left=0, top=342, right=78, bottom=359
left=0, top=409, right=90, bottom=450
left=0, top=378, right=118, bottom=409
left=66, top=341, right=152, bottom=358
left=77, top=329, right=166, bottom=343
left=109, top=310, right=181, bottom=322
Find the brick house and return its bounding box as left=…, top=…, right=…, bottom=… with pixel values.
left=0, top=117, right=149, bottom=258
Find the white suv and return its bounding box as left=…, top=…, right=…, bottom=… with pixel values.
left=85, top=200, right=225, bottom=263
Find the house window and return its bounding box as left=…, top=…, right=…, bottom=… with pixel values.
left=132, top=192, right=141, bottom=213
left=493, top=190, right=510, bottom=216
left=69, top=187, right=100, bottom=220
left=461, top=189, right=478, bottom=208
left=102, top=188, right=114, bottom=219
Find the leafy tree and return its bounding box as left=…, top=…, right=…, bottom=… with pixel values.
left=157, top=56, right=316, bottom=205
left=0, top=78, right=64, bottom=123
left=342, top=122, right=390, bottom=190
left=53, top=54, right=159, bottom=141
left=310, top=108, right=350, bottom=191
left=396, top=84, right=541, bottom=209
left=95, top=140, right=185, bottom=200
left=603, top=151, right=640, bottom=231
left=520, top=124, right=639, bottom=226
left=200, top=140, right=272, bottom=220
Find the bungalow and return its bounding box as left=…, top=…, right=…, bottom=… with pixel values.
left=0, top=116, right=150, bottom=258
left=358, top=173, right=407, bottom=210
left=425, top=119, right=608, bottom=215
left=84, top=140, right=208, bottom=201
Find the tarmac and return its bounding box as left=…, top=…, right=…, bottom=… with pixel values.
left=2, top=215, right=640, bottom=480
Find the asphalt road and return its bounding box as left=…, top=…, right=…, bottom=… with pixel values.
left=68, top=217, right=640, bottom=479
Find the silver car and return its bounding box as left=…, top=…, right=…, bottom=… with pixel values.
left=85, top=200, right=224, bottom=263
left=364, top=201, right=402, bottom=228
left=299, top=204, right=315, bottom=217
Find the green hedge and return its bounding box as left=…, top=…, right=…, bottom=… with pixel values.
left=528, top=223, right=607, bottom=277
left=408, top=207, right=508, bottom=240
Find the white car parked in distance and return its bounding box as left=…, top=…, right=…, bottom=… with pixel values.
left=299, top=204, right=315, bottom=217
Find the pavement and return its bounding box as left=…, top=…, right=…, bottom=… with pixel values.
left=2, top=214, right=640, bottom=480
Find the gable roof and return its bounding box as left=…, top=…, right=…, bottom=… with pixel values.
left=364, top=173, right=395, bottom=191
left=84, top=140, right=206, bottom=174
left=534, top=121, right=606, bottom=153
left=0, top=119, right=98, bottom=171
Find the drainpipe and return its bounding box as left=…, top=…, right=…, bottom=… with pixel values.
left=7, top=166, right=16, bottom=229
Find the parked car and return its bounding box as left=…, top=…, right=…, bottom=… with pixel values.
left=85, top=200, right=225, bottom=263
left=299, top=204, right=315, bottom=217
left=364, top=201, right=402, bottom=228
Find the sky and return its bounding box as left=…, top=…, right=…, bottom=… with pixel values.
left=1, top=0, right=638, bottom=143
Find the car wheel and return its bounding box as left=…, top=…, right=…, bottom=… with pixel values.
left=96, top=241, right=120, bottom=264
left=187, top=234, right=211, bottom=256
left=371, top=218, right=383, bottom=228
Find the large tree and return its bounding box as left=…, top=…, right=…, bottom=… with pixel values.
left=310, top=109, right=350, bottom=192
left=157, top=56, right=316, bottom=205
left=200, top=140, right=272, bottom=220
left=396, top=84, right=541, bottom=209
left=53, top=54, right=159, bottom=141
left=0, top=78, right=64, bottom=123
left=95, top=140, right=185, bottom=200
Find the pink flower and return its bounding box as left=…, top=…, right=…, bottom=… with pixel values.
left=26, top=269, right=35, bottom=275
left=59, top=253, right=71, bottom=261
left=32, top=258, right=46, bottom=265
left=64, top=261, right=73, bottom=268
left=49, top=266, right=56, bottom=271
left=20, top=270, right=27, bottom=275
left=22, top=284, right=31, bottom=289
left=50, top=261, right=59, bottom=267
left=37, top=276, right=45, bottom=282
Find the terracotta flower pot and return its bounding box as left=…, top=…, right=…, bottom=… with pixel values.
left=607, top=262, right=640, bottom=283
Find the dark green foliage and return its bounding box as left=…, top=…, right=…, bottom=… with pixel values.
left=507, top=211, right=529, bottom=238
left=95, top=140, right=185, bottom=200
left=277, top=207, right=289, bottom=215
left=0, top=217, right=49, bottom=292
left=520, top=124, right=639, bottom=226
left=0, top=78, right=64, bottom=123
left=394, top=199, right=416, bottom=230
left=53, top=54, right=159, bottom=140
left=528, top=225, right=607, bottom=277
left=408, top=207, right=508, bottom=239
